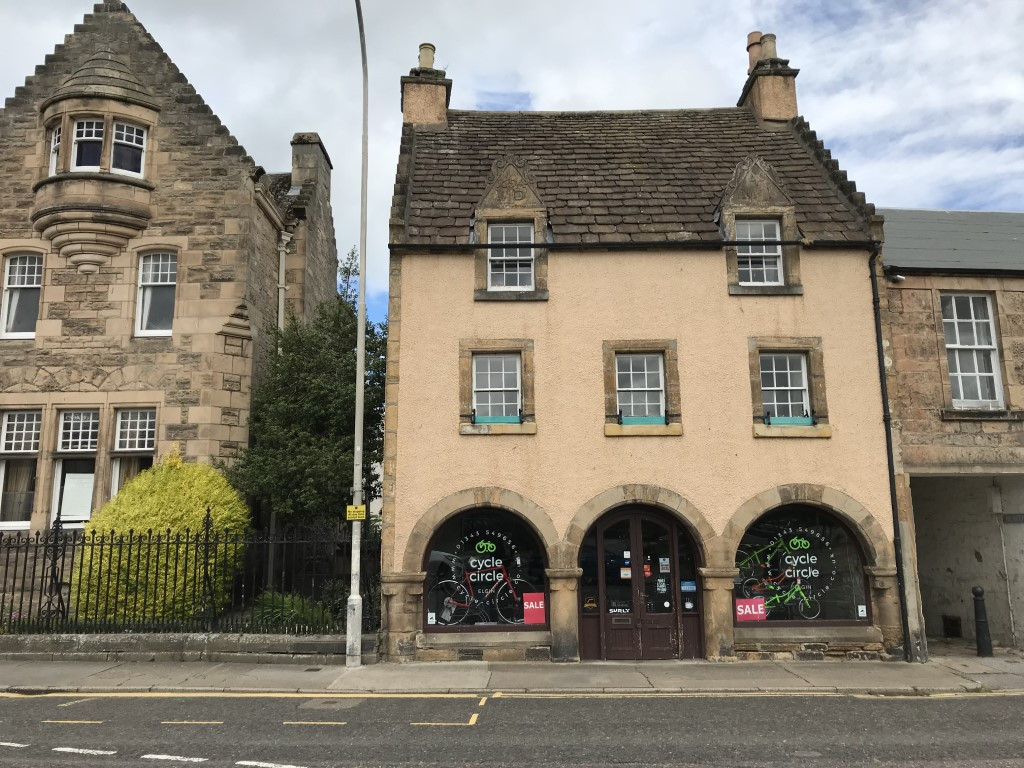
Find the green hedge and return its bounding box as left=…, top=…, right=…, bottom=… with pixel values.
left=72, top=448, right=250, bottom=625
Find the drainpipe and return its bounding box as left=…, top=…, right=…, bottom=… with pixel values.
left=869, top=246, right=914, bottom=661
left=277, top=231, right=293, bottom=336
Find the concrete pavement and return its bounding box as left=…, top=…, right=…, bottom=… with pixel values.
left=1, top=652, right=1022, bottom=695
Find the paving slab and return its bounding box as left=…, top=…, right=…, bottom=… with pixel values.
left=327, top=661, right=491, bottom=691
left=487, top=661, right=651, bottom=691
left=948, top=672, right=1024, bottom=690
left=0, top=660, right=122, bottom=689
left=631, top=661, right=809, bottom=691
left=778, top=661, right=976, bottom=691
left=178, top=663, right=344, bottom=691
left=932, top=656, right=1005, bottom=675
left=79, top=661, right=201, bottom=688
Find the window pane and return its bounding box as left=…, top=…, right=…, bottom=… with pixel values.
left=117, top=409, right=157, bottom=451
left=141, top=285, right=175, bottom=331
left=76, top=140, right=102, bottom=167
left=60, top=411, right=100, bottom=452
left=0, top=458, right=35, bottom=523
left=940, top=295, right=953, bottom=320
left=112, top=143, right=143, bottom=174
left=735, top=505, right=869, bottom=622
left=2, top=411, right=42, bottom=452
left=943, top=321, right=957, bottom=346
left=957, top=321, right=975, bottom=346
left=4, top=286, right=39, bottom=334
left=961, top=376, right=980, bottom=401
left=972, top=296, right=989, bottom=319
left=954, top=296, right=971, bottom=318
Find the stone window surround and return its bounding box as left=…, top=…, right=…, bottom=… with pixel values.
left=44, top=109, right=153, bottom=180
left=937, top=290, right=1007, bottom=412
left=1, top=246, right=46, bottom=341
left=720, top=207, right=803, bottom=296
left=473, top=207, right=549, bottom=302
left=748, top=336, right=831, bottom=438
left=602, top=339, right=683, bottom=437
left=459, top=338, right=537, bottom=435
left=134, top=249, right=178, bottom=338
left=0, top=399, right=164, bottom=530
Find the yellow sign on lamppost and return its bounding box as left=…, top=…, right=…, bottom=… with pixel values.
left=346, top=504, right=366, bottom=521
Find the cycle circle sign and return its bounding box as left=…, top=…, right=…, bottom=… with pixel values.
left=767, top=526, right=838, bottom=599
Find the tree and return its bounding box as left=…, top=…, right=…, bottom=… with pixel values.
left=225, top=249, right=386, bottom=527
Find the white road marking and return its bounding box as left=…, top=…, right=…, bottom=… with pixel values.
left=58, top=698, right=96, bottom=708
left=236, top=761, right=308, bottom=768
left=0, top=742, right=29, bottom=748
left=142, top=755, right=208, bottom=763
left=53, top=747, right=117, bottom=755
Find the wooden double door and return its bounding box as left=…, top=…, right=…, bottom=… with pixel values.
left=579, top=508, right=703, bottom=660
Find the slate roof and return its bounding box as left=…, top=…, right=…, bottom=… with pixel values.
left=396, top=108, right=874, bottom=245
left=880, top=208, right=1024, bottom=273
left=263, top=172, right=313, bottom=220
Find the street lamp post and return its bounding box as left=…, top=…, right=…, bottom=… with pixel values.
left=346, top=0, right=370, bottom=669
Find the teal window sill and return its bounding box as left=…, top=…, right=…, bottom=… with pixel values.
left=621, top=416, right=666, bottom=426
left=475, top=416, right=520, bottom=424
left=767, top=416, right=814, bottom=426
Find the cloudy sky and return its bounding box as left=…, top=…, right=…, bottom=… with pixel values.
left=2, top=0, right=1021, bottom=321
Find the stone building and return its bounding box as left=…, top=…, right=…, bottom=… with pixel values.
left=0, top=1, right=337, bottom=533
left=882, top=208, right=1024, bottom=650
left=382, top=34, right=907, bottom=662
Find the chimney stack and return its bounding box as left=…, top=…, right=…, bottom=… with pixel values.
left=738, top=31, right=799, bottom=122
left=401, top=42, right=452, bottom=125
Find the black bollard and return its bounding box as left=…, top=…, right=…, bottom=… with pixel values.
left=972, top=586, right=994, bottom=658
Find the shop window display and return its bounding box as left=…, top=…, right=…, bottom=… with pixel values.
left=424, top=509, right=547, bottom=630
left=734, top=505, right=869, bottom=623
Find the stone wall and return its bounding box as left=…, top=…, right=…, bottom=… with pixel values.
left=0, top=4, right=333, bottom=530
left=885, top=275, right=1024, bottom=472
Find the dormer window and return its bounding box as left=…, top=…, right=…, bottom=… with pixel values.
left=72, top=119, right=103, bottom=170
left=488, top=223, right=534, bottom=291
left=112, top=122, right=146, bottom=176
left=48, top=125, right=61, bottom=176
left=736, top=219, right=782, bottom=286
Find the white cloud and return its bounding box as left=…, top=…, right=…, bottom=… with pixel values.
left=1, top=0, right=1021, bottom=309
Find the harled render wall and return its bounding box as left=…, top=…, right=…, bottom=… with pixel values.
left=382, top=245, right=900, bottom=659
left=389, top=247, right=893, bottom=563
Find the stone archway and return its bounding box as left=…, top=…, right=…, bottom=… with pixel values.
left=564, top=484, right=718, bottom=568
left=401, top=486, right=559, bottom=573
left=723, top=483, right=902, bottom=652
left=722, top=483, right=894, bottom=569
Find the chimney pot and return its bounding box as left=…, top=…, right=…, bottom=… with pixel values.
left=746, top=31, right=763, bottom=74
left=418, top=43, right=436, bottom=69
left=760, top=33, right=778, bottom=60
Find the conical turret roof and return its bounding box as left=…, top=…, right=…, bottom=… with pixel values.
left=44, top=47, right=159, bottom=110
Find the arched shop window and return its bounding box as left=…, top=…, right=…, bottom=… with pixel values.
left=423, top=508, right=547, bottom=631
left=734, top=505, right=869, bottom=623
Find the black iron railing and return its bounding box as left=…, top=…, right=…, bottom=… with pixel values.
left=0, top=518, right=380, bottom=635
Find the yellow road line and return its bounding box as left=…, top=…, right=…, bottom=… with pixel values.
left=0, top=692, right=478, bottom=700
left=479, top=696, right=487, bottom=707
left=282, top=721, right=347, bottom=726
left=412, top=713, right=479, bottom=727
left=160, top=721, right=224, bottom=725
left=41, top=720, right=103, bottom=724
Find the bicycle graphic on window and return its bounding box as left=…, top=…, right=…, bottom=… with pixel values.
left=736, top=535, right=821, bottom=620
left=426, top=551, right=538, bottom=626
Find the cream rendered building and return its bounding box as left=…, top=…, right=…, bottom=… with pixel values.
left=382, top=36, right=909, bottom=662
left=0, top=2, right=337, bottom=534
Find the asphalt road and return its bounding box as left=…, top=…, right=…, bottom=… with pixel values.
left=0, top=691, right=1022, bottom=767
